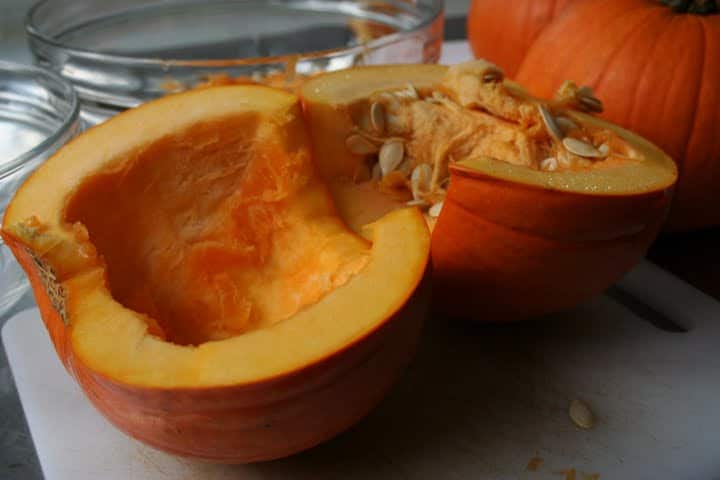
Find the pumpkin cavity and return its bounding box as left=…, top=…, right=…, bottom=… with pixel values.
left=63, top=112, right=370, bottom=346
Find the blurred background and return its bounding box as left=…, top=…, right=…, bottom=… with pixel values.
left=0, top=0, right=472, bottom=65
left=1, top=0, right=35, bottom=62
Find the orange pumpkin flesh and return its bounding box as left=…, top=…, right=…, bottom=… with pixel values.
left=301, top=63, right=677, bottom=320
left=2, top=85, right=430, bottom=461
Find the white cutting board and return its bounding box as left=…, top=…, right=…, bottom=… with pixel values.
left=4, top=260, right=720, bottom=480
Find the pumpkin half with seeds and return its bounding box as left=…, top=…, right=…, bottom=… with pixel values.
left=301, top=61, right=677, bottom=321
left=1, top=85, right=430, bottom=462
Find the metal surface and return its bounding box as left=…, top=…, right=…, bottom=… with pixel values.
left=1, top=292, right=41, bottom=480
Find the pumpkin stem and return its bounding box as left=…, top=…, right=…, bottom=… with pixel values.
left=660, top=0, right=718, bottom=14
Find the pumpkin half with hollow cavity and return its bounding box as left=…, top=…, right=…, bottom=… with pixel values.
left=300, top=61, right=677, bottom=321
left=1, top=85, right=430, bottom=462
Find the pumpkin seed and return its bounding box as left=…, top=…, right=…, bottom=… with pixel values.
left=464, top=59, right=504, bottom=84
left=395, top=83, right=419, bottom=100
left=563, top=137, right=604, bottom=158
left=386, top=114, right=405, bottom=133
left=569, top=399, right=595, bottom=429
left=370, top=102, right=386, bottom=134
left=428, top=201, right=444, bottom=218
left=378, top=91, right=401, bottom=110
left=406, top=199, right=429, bottom=207
left=579, top=96, right=603, bottom=113
left=538, top=104, right=564, bottom=142
left=406, top=84, right=419, bottom=99
left=555, top=116, right=579, bottom=133
left=379, top=140, right=404, bottom=177
left=345, top=134, right=379, bottom=155
left=540, top=157, right=558, bottom=172
left=482, top=68, right=504, bottom=83
left=410, top=164, right=432, bottom=200
left=577, top=85, right=594, bottom=97
left=598, top=143, right=610, bottom=156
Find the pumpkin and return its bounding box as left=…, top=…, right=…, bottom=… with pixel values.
left=467, top=0, right=573, bottom=78
left=3, top=62, right=676, bottom=462
left=2, top=85, right=430, bottom=462
left=300, top=61, right=676, bottom=320
left=469, top=0, right=720, bottom=230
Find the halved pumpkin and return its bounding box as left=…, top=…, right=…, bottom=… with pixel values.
left=301, top=62, right=677, bottom=320
left=1, top=86, right=430, bottom=462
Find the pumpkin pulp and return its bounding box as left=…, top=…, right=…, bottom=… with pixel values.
left=302, top=62, right=677, bottom=230
left=64, top=112, right=370, bottom=346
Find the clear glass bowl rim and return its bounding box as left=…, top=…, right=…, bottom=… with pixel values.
left=25, top=0, right=446, bottom=68
left=0, top=60, right=80, bottom=179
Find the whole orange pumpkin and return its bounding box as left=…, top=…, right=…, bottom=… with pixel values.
left=467, top=0, right=574, bottom=77
left=510, top=0, right=720, bottom=230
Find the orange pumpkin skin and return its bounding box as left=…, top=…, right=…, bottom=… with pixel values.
left=74, top=298, right=425, bottom=463
left=5, top=230, right=426, bottom=462
left=467, top=0, right=573, bottom=77
left=515, top=0, right=720, bottom=230
left=431, top=164, right=672, bottom=321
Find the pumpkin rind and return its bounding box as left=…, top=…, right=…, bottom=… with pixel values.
left=431, top=163, right=671, bottom=320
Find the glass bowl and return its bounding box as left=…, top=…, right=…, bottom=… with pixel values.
left=26, top=0, right=445, bottom=125
left=0, top=60, right=81, bottom=315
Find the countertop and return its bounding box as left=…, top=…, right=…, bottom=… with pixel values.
left=1, top=5, right=719, bottom=479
